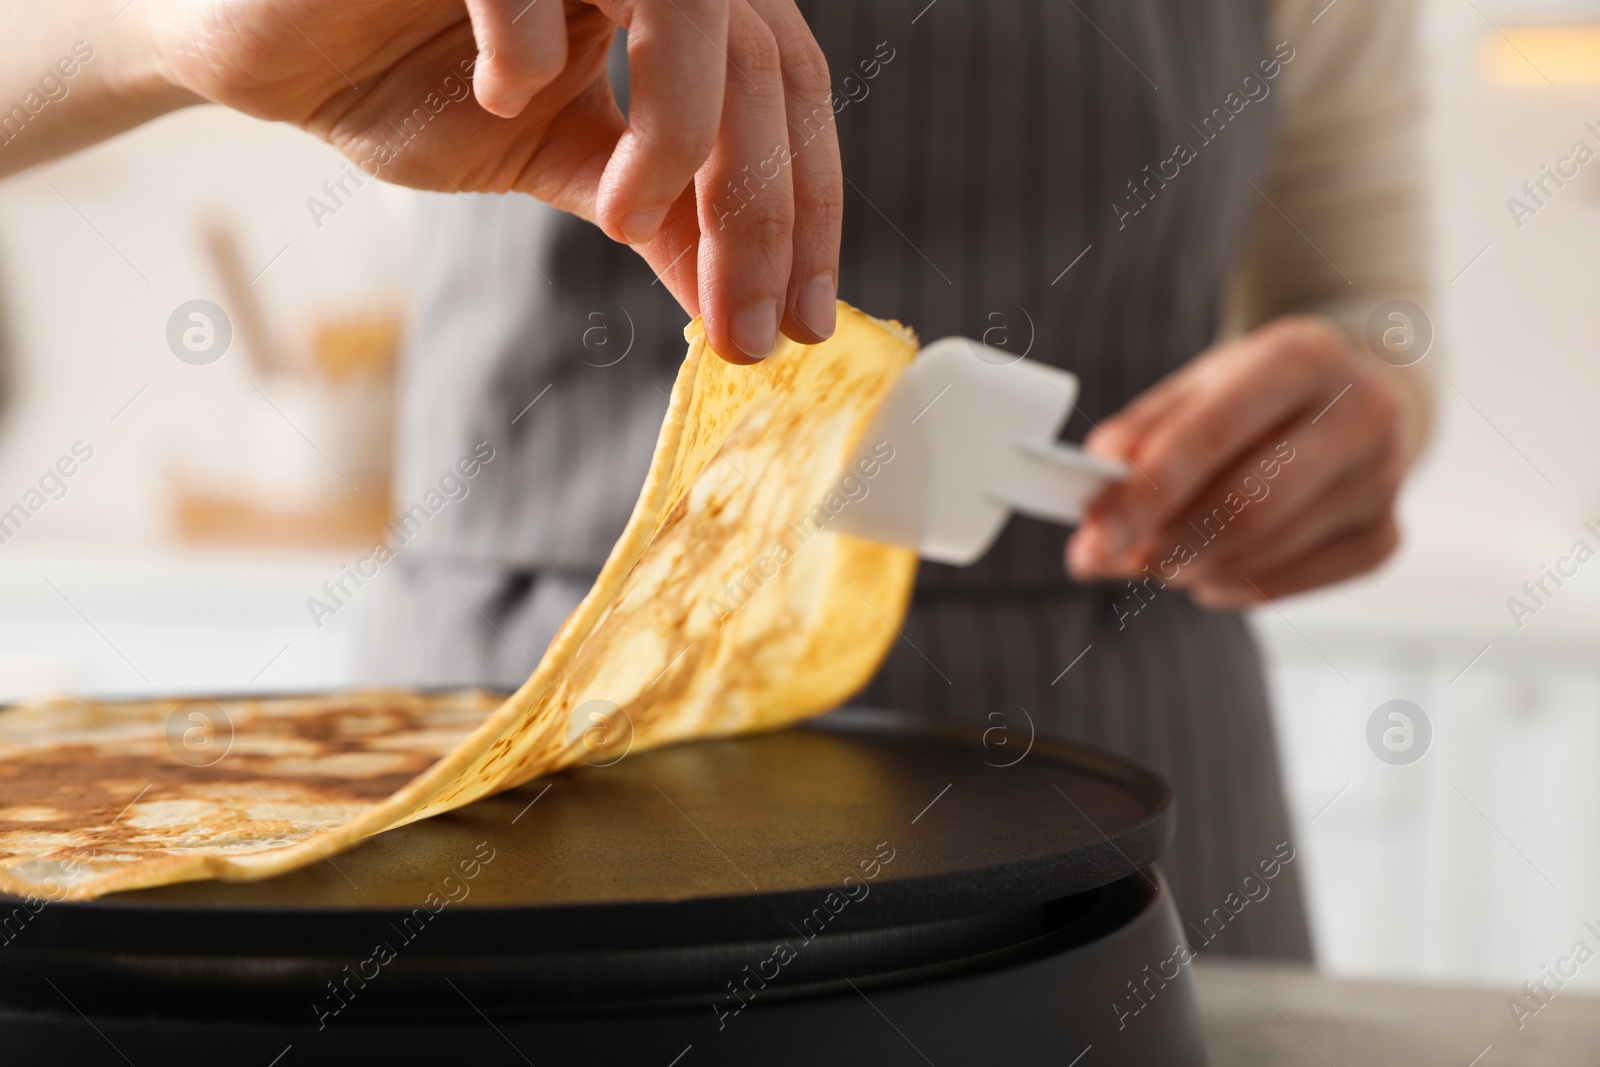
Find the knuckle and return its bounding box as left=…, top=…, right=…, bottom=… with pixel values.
left=786, top=39, right=833, bottom=100
left=641, top=119, right=717, bottom=180
left=679, top=125, right=721, bottom=172
left=1274, top=314, right=1345, bottom=369
left=735, top=205, right=793, bottom=246
left=690, top=118, right=723, bottom=165
left=1189, top=416, right=1233, bottom=458
left=1131, top=455, right=1177, bottom=505
left=729, top=20, right=784, bottom=84
left=801, top=185, right=844, bottom=231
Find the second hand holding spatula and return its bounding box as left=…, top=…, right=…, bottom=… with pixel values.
left=830, top=337, right=1130, bottom=565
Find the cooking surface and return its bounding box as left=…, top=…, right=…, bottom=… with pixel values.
left=18, top=709, right=1171, bottom=953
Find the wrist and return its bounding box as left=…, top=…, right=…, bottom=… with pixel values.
left=103, top=0, right=203, bottom=119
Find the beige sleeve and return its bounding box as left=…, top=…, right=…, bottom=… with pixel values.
left=1227, top=0, right=1430, bottom=351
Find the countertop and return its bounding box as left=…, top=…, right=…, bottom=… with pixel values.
left=1197, top=961, right=1600, bottom=1066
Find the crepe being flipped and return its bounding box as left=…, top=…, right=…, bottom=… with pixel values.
left=0, top=302, right=920, bottom=900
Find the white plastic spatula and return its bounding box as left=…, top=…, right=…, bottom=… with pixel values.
left=829, top=337, right=1129, bottom=565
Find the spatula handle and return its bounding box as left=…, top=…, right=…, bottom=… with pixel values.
left=989, top=440, right=1129, bottom=527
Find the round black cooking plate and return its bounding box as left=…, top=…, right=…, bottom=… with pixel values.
left=2, top=707, right=1172, bottom=1020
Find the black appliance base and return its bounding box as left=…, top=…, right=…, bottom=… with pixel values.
left=2, top=867, right=1202, bottom=1067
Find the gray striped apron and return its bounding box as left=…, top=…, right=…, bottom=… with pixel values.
left=365, top=0, right=1314, bottom=960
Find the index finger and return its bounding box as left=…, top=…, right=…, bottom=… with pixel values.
left=748, top=0, right=842, bottom=344
left=592, top=0, right=730, bottom=245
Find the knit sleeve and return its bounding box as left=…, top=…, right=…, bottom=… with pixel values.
left=1228, top=0, right=1431, bottom=370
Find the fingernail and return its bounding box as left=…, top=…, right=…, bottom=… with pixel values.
left=1083, top=431, right=1116, bottom=461
left=621, top=207, right=669, bottom=245
left=1192, top=586, right=1246, bottom=611
left=1066, top=532, right=1100, bottom=579
left=480, top=94, right=533, bottom=118
left=796, top=273, right=837, bottom=340
left=732, top=299, right=780, bottom=359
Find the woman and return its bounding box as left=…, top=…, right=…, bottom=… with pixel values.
left=366, top=0, right=1432, bottom=962
left=7, top=0, right=1430, bottom=961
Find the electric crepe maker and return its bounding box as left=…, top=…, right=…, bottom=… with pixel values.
left=0, top=708, right=1207, bottom=1066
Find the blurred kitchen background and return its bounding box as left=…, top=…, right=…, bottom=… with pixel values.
left=1, top=0, right=1598, bottom=992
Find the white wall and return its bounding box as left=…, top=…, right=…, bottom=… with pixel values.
left=0, top=105, right=414, bottom=545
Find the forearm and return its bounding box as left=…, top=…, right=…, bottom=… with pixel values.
left=0, top=1, right=197, bottom=179
left=1230, top=0, right=1434, bottom=464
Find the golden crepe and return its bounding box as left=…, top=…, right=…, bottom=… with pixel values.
left=0, top=303, right=920, bottom=900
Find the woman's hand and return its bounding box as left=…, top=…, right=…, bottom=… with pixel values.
left=1065, top=315, right=1430, bottom=608
left=112, top=0, right=840, bottom=361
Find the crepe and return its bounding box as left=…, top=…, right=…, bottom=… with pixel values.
left=0, top=302, right=920, bottom=900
